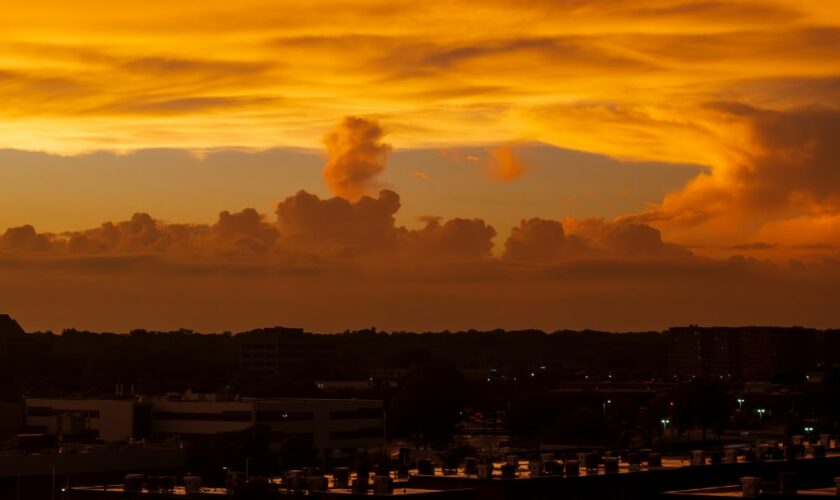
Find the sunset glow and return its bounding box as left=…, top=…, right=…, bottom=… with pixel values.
left=2, top=1, right=839, bottom=331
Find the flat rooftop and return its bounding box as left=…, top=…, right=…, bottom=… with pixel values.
left=71, top=484, right=470, bottom=497
left=72, top=485, right=228, bottom=496
left=662, top=485, right=838, bottom=497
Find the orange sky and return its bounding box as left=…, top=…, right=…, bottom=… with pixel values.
left=1, top=1, right=839, bottom=331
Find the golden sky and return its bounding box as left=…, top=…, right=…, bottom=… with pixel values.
left=1, top=1, right=837, bottom=152
left=1, top=1, right=840, bottom=331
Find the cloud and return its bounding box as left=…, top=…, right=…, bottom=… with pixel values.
left=728, top=242, right=778, bottom=251
left=211, top=208, right=279, bottom=257
left=503, top=218, right=576, bottom=262
left=435, top=145, right=531, bottom=182
left=7, top=209, right=279, bottom=260
left=4, top=184, right=840, bottom=332
left=275, top=189, right=402, bottom=254
left=488, top=145, right=528, bottom=182
left=1, top=225, right=52, bottom=252
left=2, top=2, right=836, bottom=152
left=322, top=116, right=392, bottom=201
left=63, top=213, right=194, bottom=255
left=86, top=96, right=282, bottom=116
left=274, top=190, right=497, bottom=259
left=407, top=216, right=497, bottom=258
left=503, top=217, right=688, bottom=262
left=622, top=104, right=840, bottom=254
left=564, top=218, right=686, bottom=257
left=2, top=235, right=839, bottom=333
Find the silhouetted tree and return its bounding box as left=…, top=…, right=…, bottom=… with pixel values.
left=675, top=379, right=729, bottom=441
left=388, top=363, right=465, bottom=449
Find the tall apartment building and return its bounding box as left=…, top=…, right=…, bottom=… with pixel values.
left=667, top=326, right=819, bottom=382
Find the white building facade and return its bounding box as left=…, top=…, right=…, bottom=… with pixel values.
left=24, top=397, right=383, bottom=452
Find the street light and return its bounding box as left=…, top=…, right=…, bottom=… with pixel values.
left=603, top=400, right=612, bottom=416
left=660, top=418, right=671, bottom=434
left=736, top=398, right=745, bottom=409
left=756, top=408, right=766, bottom=425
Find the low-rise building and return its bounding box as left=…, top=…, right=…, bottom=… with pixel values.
left=25, top=398, right=150, bottom=442
left=24, top=396, right=384, bottom=453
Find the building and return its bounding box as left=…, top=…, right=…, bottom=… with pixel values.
left=316, top=380, right=374, bottom=394
left=24, top=396, right=383, bottom=453
left=667, top=326, right=819, bottom=382
left=152, top=398, right=383, bottom=452
left=0, top=402, right=23, bottom=434
left=239, top=334, right=283, bottom=378
left=369, top=368, right=491, bottom=386
left=369, top=368, right=410, bottom=384
left=238, top=327, right=309, bottom=378
left=666, top=326, right=737, bottom=380
left=25, top=398, right=150, bottom=442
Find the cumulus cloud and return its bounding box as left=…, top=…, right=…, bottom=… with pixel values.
left=5, top=185, right=840, bottom=332
left=275, top=189, right=402, bottom=254
left=503, top=217, right=688, bottom=262
left=564, top=218, right=688, bottom=257
left=503, top=218, right=576, bottom=262
left=63, top=213, right=199, bottom=255
left=322, top=116, right=392, bottom=201
left=407, top=216, right=497, bottom=258
left=1, top=225, right=52, bottom=252
left=3, top=209, right=280, bottom=260
left=211, top=208, right=279, bottom=257
left=274, top=190, right=498, bottom=259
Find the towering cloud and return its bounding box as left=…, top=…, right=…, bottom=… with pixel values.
left=322, top=116, right=392, bottom=201
left=621, top=104, right=840, bottom=255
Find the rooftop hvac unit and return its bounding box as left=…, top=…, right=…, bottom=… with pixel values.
left=528, top=460, right=542, bottom=477
left=124, top=474, right=144, bottom=493
left=690, top=450, right=705, bottom=466
left=477, top=460, right=494, bottom=479
left=500, top=463, right=516, bottom=479
left=372, top=476, right=393, bottom=495
left=285, top=470, right=305, bottom=491
left=352, top=475, right=369, bottom=494
left=332, top=467, right=350, bottom=488
left=464, top=457, right=478, bottom=476
left=306, top=476, right=328, bottom=493
left=416, top=458, right=433, bottom=475
left=183, top=476, right=202, bottom=494
left=397, top=464, right=410, bottom=479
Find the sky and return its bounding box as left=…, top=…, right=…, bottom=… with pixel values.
left=1, top=1, right=839, bottom=332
